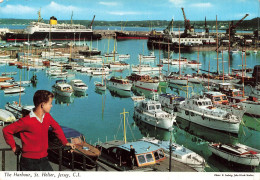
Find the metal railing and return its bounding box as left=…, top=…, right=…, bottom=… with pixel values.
left=0, top=146, right=104, bottom=171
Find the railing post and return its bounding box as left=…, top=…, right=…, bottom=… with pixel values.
left=2, top=150, right=5, bottom=171
left=82, top=156, right=86, bottom=171
left=17, top=154, right=20, bottom=171
left=95, top=163, right=98, bottom=171
left=59, top=147, right=62, bottom=171
left=71, top=152, right=74, bottom=171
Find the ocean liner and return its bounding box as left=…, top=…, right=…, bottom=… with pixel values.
left=4, top=15, right=101, bottom=42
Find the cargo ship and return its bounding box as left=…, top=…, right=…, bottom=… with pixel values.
left=115, top=31, right=149, bottom=40
left=4, top=16, right=101, bottom=42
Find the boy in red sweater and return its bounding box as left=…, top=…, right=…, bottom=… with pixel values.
left=2, top=90, right=75, bottom=171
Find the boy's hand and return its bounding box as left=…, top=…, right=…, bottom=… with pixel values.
left=65, top=143, right=76, bottom=153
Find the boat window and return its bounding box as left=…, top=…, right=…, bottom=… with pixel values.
left=202, top=102, right=206, bottom=106
left=158, top=149, right=165, bottom=159
left=214, top=97, right=221, bottom=101
left=156, top=105, right=161, bottom=109
left=137, top=155, right=146, bottom=164
left=153, top=151, right=160, bottom=160
left=149, top=105, right=155, bottom=110
left=222, top=96, right=228, bottom=100
left=146, top=153, right=154, bottom=162
left=198, top=102, right=202, bottom=106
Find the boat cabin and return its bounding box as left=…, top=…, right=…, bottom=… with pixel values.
left=203, top=91, right=229, bottom=105
left=186, top=96, right=213, bottom=108
left=98, top=140, right=166, bottom=168
left=140, top=100, right=162, bottom=111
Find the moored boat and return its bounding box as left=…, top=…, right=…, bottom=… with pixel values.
left=0, top=109, right=16, bottom=125
left=106, top=76, right=132, bottom=91
left=69, top=79, right=88, bottom=92
left=133, top=100, right=176, bottom=130
left=52, top=80, right=73, bottom=97
left=127, top=73, right=159, bottom=92
left=177, top=95, right=241, bottom=133
left=208, top=143, right=260, bottom=166
left=5, top=101, right=34, bottom=119
left=141, top=137, right=206, bottom=172
left=48, top=126, right=101, bottom=169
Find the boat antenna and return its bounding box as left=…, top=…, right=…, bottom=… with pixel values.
left=71, top=11, right=73, bottom=26
left=120, top=108, right=129, bottom=144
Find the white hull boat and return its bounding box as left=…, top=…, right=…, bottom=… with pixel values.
left=5, top=102, right=34, bottom=119
left=133, top=100, right=176, bottom=130
left=106, top=77, right=132, bottom=91
left=141, top=137, right=206, bottom=172
left=4, top=86, right=25, bottom=94
left=208, top=143, right=260, bottom=166
left=69, top=79, right=88, bottom=92
left=52, top=80, right=73, bottom=97
left=0, top=109, right=16, bottom=124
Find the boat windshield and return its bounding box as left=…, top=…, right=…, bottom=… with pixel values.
left=136, top=153, right=155, bottom=166
left=148, top=105, right=155, bottom=110
left=156, top=104, right=161, bottom=110
left=222, top=96, right=228, bottom=101
left=214, top=97, right=221, bottom=102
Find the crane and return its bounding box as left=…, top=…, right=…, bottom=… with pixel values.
left=181, top=7, right=193, bottom=37
left=227, top=13, right=249, bottom=36
left=89, top=15, right=96, bottom=29
left=163, top=19, right=174, bottom=35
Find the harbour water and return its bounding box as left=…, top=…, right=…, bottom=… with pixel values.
left=1, top=38, right=260, bottom=172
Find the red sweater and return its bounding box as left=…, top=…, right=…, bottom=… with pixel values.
left=2, top=113, right=68, bottom=159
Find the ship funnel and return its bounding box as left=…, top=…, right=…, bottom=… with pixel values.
left=50, top=16, right=57, bottom=25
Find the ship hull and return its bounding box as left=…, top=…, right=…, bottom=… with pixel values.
left=4, top=32, right=101, bottom=42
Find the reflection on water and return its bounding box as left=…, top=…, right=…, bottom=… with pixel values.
left=107, top=86, right=132, bottom=98
left=54, top=93, right=74, bottom=105
left=74, top=91, right=88, bottom=98
left=176, top=117, right=238, bottom=144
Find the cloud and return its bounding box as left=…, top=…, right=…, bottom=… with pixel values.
left=99, top=1, right=118, bottom=6
left=44, top=1, right=80, bottom=14
left=169, top=0, right=186, bottom=7
left=190, top=3, right=212, bottom=8
left=0, top=4, right=36, bottom=16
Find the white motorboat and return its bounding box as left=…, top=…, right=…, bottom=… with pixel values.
left=4, top=86, right=25, bottom=94
left=52, top=80, right=73, bottom=97
left=203, top=91, right=245, bottom=120
left=5, top=101, right=34, bottom=119
left=141, top=137, right=206, bottom=172
left=94, top=81, right=106, bottom=91
left=106, top=76, right=132, bottom=91
left=0, top=109, right=16, bottom=124
left=108, top=61, right=130, bottom=69
left=127, top=73, right=159, bottom=92
left=138, top=52, right=156, bottom=60
left=178, top=95, right=240, bottom=133
left=91, top=67, right=110, bottom=75
left=208, top=143, right=260, bottom=166
left=118, top=54, right=130, bottom=59
left=132, top=64, right=162, bottom=72
left=133, top=100, right=176, bottom=130
left=69, top=79, right=88, bottom=92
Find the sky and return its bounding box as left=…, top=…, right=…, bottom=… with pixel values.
left=0, top=0, right=259, bottom=21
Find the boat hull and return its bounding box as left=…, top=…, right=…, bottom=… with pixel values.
left=241, top=101, right=260, bottom=117
left=133, top=109, right=175, bottom=130
left=177, top=108, right=240, bottom=134
left=106, top=80, right=132, bottom=91
left=208, top=145, right=260, bottom=166
left=5, top=32, right=101, bottom=42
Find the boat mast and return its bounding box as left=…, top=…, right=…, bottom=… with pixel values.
left=216, top=15, right=219, bottom=75
left=120, top=108, right=129, bottom=144
left=228, top=23, right=231, bottom=75
left=179, top=27, right=181, bottom=76
left=168, top=38, right=170, bottom=74
left=242, top=47, right=245, bottom=97
left=208, top=59, right=210, bottom=91
left=222, top=47, right=224, bottom=83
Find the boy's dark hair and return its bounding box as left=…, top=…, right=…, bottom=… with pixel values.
left=33, top=90, right=54, bottom=108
